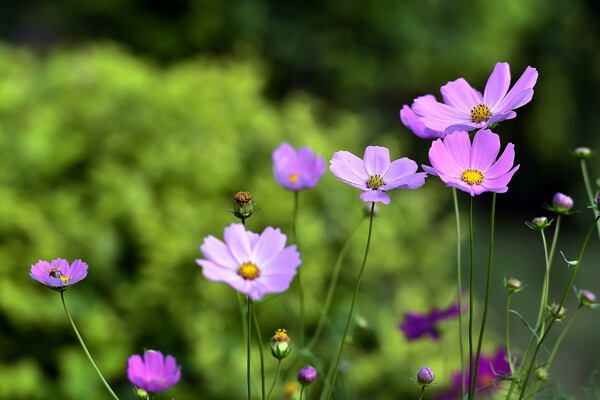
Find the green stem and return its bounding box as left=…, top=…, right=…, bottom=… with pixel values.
left=247, top=297, right=252, bottom=400
left=252, top=305, right=265, bottom=400
left=300, top=386, right=306, bottom=400
left=292, top=190, right=305, bottom=350
left=417, top=386, right=426, bottom=400
left=60, top=292, right=119, bottom=400
left=505, top=293, right=514, bottom=374
left=266, top=360, right=282, bottom=400
left=306, top=217, right=366, bottom=351
left=471, top=193, right=497, bottom=399
left=580, top=159, right=600, bottom=241
left=534, top=229, right=550, bottom=335
left=468, top=197, right=474, bottom=400
left=517, top=216, right=600, bottom=399
left=452, top=188, right=466, bottom=399
left=324, top=202, right=375, bottom=400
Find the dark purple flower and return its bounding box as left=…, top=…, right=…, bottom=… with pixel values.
left=127, top=351, right=181, bottom=393
left=329, top=146, right=427, bottom=205
left=417, top=366, right=435, bottom=386
left=400, top=96, right=446, bottom=139
left=399, top=303, right=459, bottom=341
left=436, top=349, right=510, bottom=400
left=29, top=258, right=88, bottom=291
left=412, top=62, right=538, bottom=134
left=196, top=223, right=301, bottom=300
left=298, top=365, right=317, bottom=386
left=272, top=143, right=326, bottom=190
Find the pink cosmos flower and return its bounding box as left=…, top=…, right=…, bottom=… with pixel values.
left=29, top=258, right=88, bottom=291
left=127, top=351, right=181, bottom=393
left=329, top=146, right=427, bottom=205
left=273, top=143, right=326, bottom=190
left=400, top=95, right=446, bottom=139
left=412, top=62, right=538, bottom=134
left=423, top=129, right=519, bottom=196
left=196, top=223, right=301, bottom=300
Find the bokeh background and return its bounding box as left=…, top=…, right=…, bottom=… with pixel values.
left=1, top=0, right=600, bottom=399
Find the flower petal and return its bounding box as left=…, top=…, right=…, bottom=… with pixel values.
left=223, top=223, right=252, bottom=264
left=440, top=78, right=483, bottom=113
left=483, top=143, right=515, bottom=179
left=329, top=150, right=369, bottom=187
left=428, top=138, right=463, bottom=177
left=360, top=190, right=390, bottom=205
left=382, top=158, right=417, bottom=183
left=200, top=235, right=238, bottom=269
left=470, top=129, right=500, bottom=172
left=496, top=66, right=538, bottom=111
left=363, top=146, right=390, bottom=176
left=261, top=245, right=301, bottom=274
left=252, top=226, right=287, bottom=266
left=483, top=165, right=519, bottom=190
left=483, top=63, right=511, bottom=109
left=196, top=259, right=236, bottom=281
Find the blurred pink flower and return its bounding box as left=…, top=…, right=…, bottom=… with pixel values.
left=127, top=351, right=181, bottom=393
left=273, top=143, right=326, bottom=190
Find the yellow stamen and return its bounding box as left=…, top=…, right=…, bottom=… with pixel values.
left=367, top=174, right=384, bottom=189
left=289, top=173, right=298, bottom=183
left=60, top=276, right=71, bottom=284
left=462, top=169, right=484, bottom=185
left=272, top=328, right=290, bottom=342
left=470, top=103, right=492, bottom=123
left=238, top=262, right=260, bottom=280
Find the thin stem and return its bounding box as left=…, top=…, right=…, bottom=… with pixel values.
left=472, top=193, right=497, bottom=399
left=468, top=197, right=474, bottom=400
left=306, top=217, right=366, bottom=351
left=325, top=202, right=375, bottom=400
left=300, top=386, right=306, bottom=400
left=417, top=386, right=426, bottom=400
left=452, top=188, right=466, bottom=399
left=252, top=305, right=265, bottom=400
left=517, top=216, right=600, bottom=399
left=247, top=297, right=252, bottom=400
left=580, top=159, right=600, bottom=241
left=292, top=190, right=305, bottom=350
left=505, top=293, right=514, bottom=374
left=60, top=292, right=120, bottom=400
left=266, top=360, right=282, bottom=400
left=534, top=229, right=550, bottom=335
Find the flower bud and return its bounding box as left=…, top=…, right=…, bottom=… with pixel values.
left=527, top=216, right=551, bottom=230
left=573, top=147, right=592, bottom=159
left=596, top=179, right=600, bottom=191
left=596, top=191, right=600, bottom=206
left=578, top=289, right=597, bottom=307
left=135, top=388, right=149, bottom=399
left=506, top=278, right=523, bottom=292
left=298, top=365, right=317, bottom=386
left=551, top=305, right=566, bottom=319
left=536, top=367, right=549, bottom=381
left=230, top=191, right=258, bottom=221
left=271, top=329, right=292, bottom=360
left=551, top=193, right=573, bottom=214
left=416, top=366, right=435, bottom=386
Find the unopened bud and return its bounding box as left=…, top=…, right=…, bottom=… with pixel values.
left=298, top=365, right=317, bottom=386
left=574, top=147, right=592, bottom=159
left=551, top=305, right=566, bottom=319
left=527, top=216, right=551, bottom=230
left=271, top=329, right=292, bottom=360
left=135, top=388, right=149, bottom=399
left=416, top=366, right=435, bottom=386
left=551, top=193, right=573, bottom=214
left=579, top=289, right=597, bottom=307
left=506, top=278, right=523, bottom=292
left=536, top=367, right=549, bottom=381
left=230, top=191, right=258, bottom=220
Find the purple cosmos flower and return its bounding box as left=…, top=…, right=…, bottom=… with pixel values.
left=127, top=351, right=181, bottom=393
left=273, top=143, right=326, bottom=191
left=329, top=146, right=427, bottom=205
left=196, top=223, right=301, bottom=300
left=400, top=95, right=446, bottom=139
left=399, top=303, right=459, bottom=341
left=436, top=349, right=510, bottom=400
left=412, top=62, right=538, bottom=134
left=423, top=129, right=519, bottom=196
left=29, top=258, right=88, bottom=291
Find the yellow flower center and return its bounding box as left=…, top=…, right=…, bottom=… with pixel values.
left=470, top=103, right=492, bottom=123
left=289, top=173, right=298, bottom=183
left=60, top=276, right=71, bottom=284
left=272, top=328, right=290, bottom=342
left=238, top=262, right=260, bottom=280
left=367, top=174, right=385, bottom=190
left=234, top=191, right=252, bottom=204
left=462, top=169, right=484, bottom=185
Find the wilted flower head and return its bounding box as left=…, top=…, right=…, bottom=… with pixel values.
left=29, top=258, right=88, bottom=291
left=127, top=351, right=181, bottom=393
left=411, top=62, right=538, bottom=134
left=196, top=223, right=301, bottom=300
left=298, top=365, right=317, bottom=386
left=399, top=303, right=459, bottom=341
left=436, top=349, right=510, bottom=400
left=329, top=146, right=427, bottom=205
left=400, top=96, right=445, bottom=139
left=551, top=193, right=574, bottom=214
left=423, top=129, right=519, bottom=196
left=416, top=366, right=435, bottom=386
left=272, top=143, right=326, bottom=191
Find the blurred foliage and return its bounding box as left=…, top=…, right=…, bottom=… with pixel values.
left=0, top=44, right=463, bottom=399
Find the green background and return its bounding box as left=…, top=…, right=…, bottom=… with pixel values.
left=1, top=0, right=599, bottom=398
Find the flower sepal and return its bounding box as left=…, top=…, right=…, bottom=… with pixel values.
left=525, top=216, right=553, bottom=230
